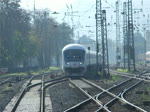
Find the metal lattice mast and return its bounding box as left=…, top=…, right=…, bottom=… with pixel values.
left=123, top=2, right=128, bottom=69
left=116, top=1, right=121, bottom=68
left=96, top=0, right=110, bottom=77
left=127, top=0, right=136, bottom=71
left=96, top=0, right=102, bottom=75
left=102, top=10, right=110, bottom=75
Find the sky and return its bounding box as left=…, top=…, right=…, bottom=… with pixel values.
left=20, top=0, right=150, bottom=41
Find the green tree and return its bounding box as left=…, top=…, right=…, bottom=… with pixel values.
left=134, top=31, right=145, bottom=61
left=0, top=0, right=31, bottom=68
left=33, top=10, right=73, bottom=67
left=0, top=4, right=73, bottom=69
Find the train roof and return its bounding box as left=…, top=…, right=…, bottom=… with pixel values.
left=146, top=51, right=150, bottom=55
left=62, top=44, right=86, bottom=51
left=62, top=44, right=99, bottom=55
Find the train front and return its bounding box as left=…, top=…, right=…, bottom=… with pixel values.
left=62, top=44, right=87, bottom=75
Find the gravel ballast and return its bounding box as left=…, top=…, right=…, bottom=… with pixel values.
left=0, top=78, right=29, bottom=112
left=49, top=81, right=88, bottom=112
left=125, top=82, right=150, bottom=111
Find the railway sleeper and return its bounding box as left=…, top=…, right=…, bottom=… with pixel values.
left=143, top=101, right=150, bottom=106
left=136, top=90, right=148, bottom=94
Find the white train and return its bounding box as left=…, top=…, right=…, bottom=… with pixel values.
left=146, top=51, right=150, bottom=66
left=62, top=44, right=98, bottom=76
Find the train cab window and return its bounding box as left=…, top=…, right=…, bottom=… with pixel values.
left=64, top=49, right=85, bottom=62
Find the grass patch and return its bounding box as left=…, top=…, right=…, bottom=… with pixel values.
left=31, top=66, right=60, bottom=75
left=50, top=66, right=60, bottom=70
left=111, top=74, right=120, bottom=81
left=97, top=72, right=120, bottom=81
left=0, top=72, right=27, bottom=78
left=97, top=74, right=120, bottom=84
left=142, top=94, right=150, bottom=101
left=117, top=69, right=128, bottom=73
left=142, top=87, right=150, bottom=101
left=0, top=66, right=61, bottom=78
left=147, top=87, right=150, bottom=92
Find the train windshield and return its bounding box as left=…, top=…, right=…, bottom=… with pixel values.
left=64, top=49, right=85, bottom=62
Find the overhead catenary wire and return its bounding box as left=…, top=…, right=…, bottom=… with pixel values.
left=103, top=0, right=115, bottom=9
left=80, top=4, right=96, bottom=17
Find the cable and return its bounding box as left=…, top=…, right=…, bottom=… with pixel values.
left=80, top=4, right=96, bottom=17
left=103, top=0, right=115, bottom=9
left=79, top=0, right=115, bottom=19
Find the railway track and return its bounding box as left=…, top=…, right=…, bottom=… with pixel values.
left=9, top=73, right=67, bottom=112
left=0, top=75, right=33, bottom=88
left=67, top=79, right=110, bottom=112
left=0, top=77, right=14, bottom=85
left=4, top=70, right=149, bottom=112
left=110, top=70, right=150, bottom=82
left=10, top=75, right=37, bottom=112
left=64, top=78, right=146, bottom=112
left=41, top=75, right=68, bottom=112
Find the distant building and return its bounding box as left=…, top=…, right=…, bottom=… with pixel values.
left=78, top=35, right=96, bottom=51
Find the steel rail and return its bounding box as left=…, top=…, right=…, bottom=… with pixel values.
left=82, top=78, right=126, bottom=98
left=95, top=93, right=121, bottom=112
left=41, top=78, right=69, bottom=112
left=137, top=70, right=149, bottom=76
left=0, top=77, right=13, bottom=85
left=10, top=73, right=67, bottom=112
left=10, top=75, right=36, bottom=112
left=121, top=80, right=147, bottom=112
left=40, top=75, right=45, bottom=112
left=110, top=70, right=150, bottom=82
left=82, top=78, right=146, bottom=112
left=64, top=98, right=92, bottom=112
left=27, top=76, right=67, bottom=90
left=68, top=79, right=111, bottom=112
left=64, top=78, right=132, bottom=112
left=95, top=78, right=133, bottom=101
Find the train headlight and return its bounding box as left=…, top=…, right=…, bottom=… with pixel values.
left=66, top=63, right=70, bottom=65
left=80, top=62, right=83, bottom=65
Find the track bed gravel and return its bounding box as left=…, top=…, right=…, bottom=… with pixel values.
left=2, top=71, right=149, bottom=112
left=49, top=81, right=87, bottom=112
left=77, top=102, right=100, bottom=112
left=109, top=101, right=138, bottom=112
left=125, top=82, right=150, bottom=111
left=0, top=78, right=29, bottom=112
left=89, top=76, right=128, bottom=89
